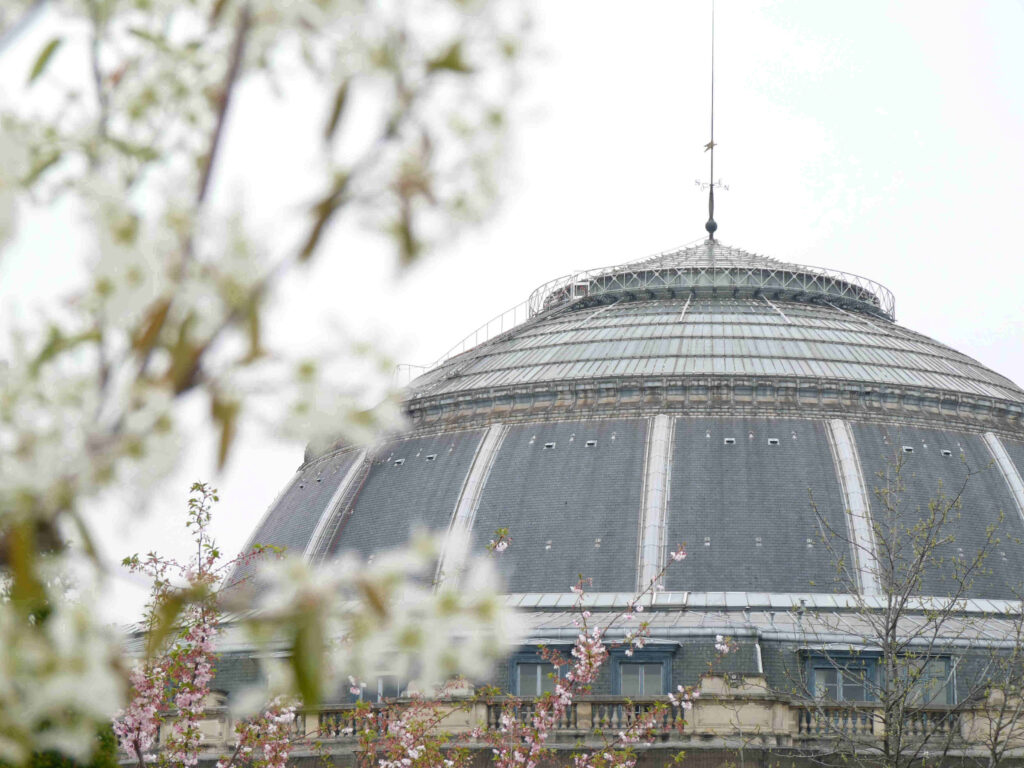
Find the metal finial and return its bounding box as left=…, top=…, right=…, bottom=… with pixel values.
left=694, top=0, right=728, bottom=238
left=706, top=0, right=716, bottom=239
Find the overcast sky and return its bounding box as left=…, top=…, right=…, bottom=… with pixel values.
left=6, top=1, right=1024, bottom=622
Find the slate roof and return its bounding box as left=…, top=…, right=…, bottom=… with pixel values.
left=238, top=240, right=1024, bottom=603
left=411, top=296, right=1024, bottom=403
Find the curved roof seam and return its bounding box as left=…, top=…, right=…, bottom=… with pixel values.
left=416, top=370, right=1024, bottom=404
left=455, top=337, right=1006, bottom=375
left=448, top=355, right=1019, bottom=391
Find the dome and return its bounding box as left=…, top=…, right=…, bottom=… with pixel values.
left=237, top=240, right=1024, bottom=605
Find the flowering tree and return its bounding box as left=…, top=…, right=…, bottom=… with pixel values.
left=347, top=542, right=736, bottom=768
left=0, top=0, right=528, bottom=761
left=783, top=449, right=1024, bottom=768
left=114, top=483, right=277, bottom=768
left=114, top=483, right=524, bottom=768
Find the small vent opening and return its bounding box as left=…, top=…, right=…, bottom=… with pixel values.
left=941, top=449, right=952, bottom=457
left=543, top=441, right=556, bottom=450
left=723, top=437, right=736, bottom=446
left=767, top=438, right=779, bottom=446
left=393, top=458, right=405, bottom=466
left=585, top=439, right=597, bottom=448
left=425, top=454, right=437, bottom=461
left=902, top=446, right=914, bottom=454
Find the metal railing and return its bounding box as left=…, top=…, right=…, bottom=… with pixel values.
left=528, top=260, right=896, bottom=321
left=394, top=298, right=534, bottom=388
left=394, top=244, right=898, bottom=389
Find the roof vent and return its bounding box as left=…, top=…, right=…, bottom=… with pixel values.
left=425, top=454, right=437, bottom=461
left=755, top=536, right=763, bottom=547
left=543, top=442, right=556, bottom=450
left=806, top=538, right=813, bottom=549
left=724, top=437, right=736, bottom=445
left=585, top=440, right=597, bottom=448
left=544, top=540, right=552, bottom=551
left=393, top=458, right=405, bottom=466
left=704, top=536, right=711, bottom=547
left=594, top=538, right=601, bottom=549
left=902, top=446, right=914, bottom=454
left=768, top=438, right=779, bottom=446
left=941, top=449, right=952, bottom=457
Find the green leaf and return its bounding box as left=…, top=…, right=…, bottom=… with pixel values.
left=131, top=298, right=171, bottom=356
left=210, top=394, right=241, bottom=471
left=30, top=325, right=101, bottom=376
left=22, top=150, right=62, bottom=186
left=298, top=172, right=349, bottom=262
left=292, top=616, right=324, bottom=706
left=427, top=41, right=473, bottom=74
left=28, top=37, right=63, bottom=85
left=323, top=79, right=350, bottom=143
left=148, top=595, right=182, bottom=655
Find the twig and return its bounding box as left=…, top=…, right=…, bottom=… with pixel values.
left=196, top=3, right=251, bottom=207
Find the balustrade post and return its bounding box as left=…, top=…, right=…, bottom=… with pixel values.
left=471, top=700, right=489, bottom=733
left=872, top=708, right=886, bottom=737
left=576, top=701, right=592, bottom=731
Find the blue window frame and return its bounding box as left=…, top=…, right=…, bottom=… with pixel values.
left=896, top=657, right=955, bottom=707
left=508, top=647, right=570, bottom=696
left=610, top=648, right=675, bottom=696
left=804, top=652, right=877, bottom=702
left=347, top=675, right=401, bottom=703
left=804, top=652, right=954, bottom=706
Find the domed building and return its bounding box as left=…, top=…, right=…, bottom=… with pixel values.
left=228, top=237, right=1024, bottom=759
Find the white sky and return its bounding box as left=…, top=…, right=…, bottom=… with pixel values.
left=4, top=1, right=1024, bottom=622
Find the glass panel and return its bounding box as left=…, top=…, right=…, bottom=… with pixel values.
left=841, top=668, right=866, bottom=702
left=642, top=664, right=664, bottom=695
left=518, top=664, right=540, bottom=697
left=518, top=663, right=556, bottom=697
left=621, top=664, right=642, bottom=696
left=539, top=665, right=557, bottom=695
left=901, top=658, right=949, bottom=707
left=378, top=675, right=400, bottom=701
left=814, top=668, right=838, bottom=700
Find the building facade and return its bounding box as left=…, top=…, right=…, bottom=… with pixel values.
left=223, top=239, right=1024, bottom=764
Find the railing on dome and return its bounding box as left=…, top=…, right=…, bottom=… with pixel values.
left=527, top=257, right=897, bottom=321
left=393, top=298, right=538, bottom=388
left=393, top=246, right=897, bottom=389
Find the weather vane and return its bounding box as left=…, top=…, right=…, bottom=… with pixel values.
left=695, top=0, right=727, bottom=240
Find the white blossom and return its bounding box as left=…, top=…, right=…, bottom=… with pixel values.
left=0, top=594, right=123, bottom=763
left=0, top=128, right=28, bottom=252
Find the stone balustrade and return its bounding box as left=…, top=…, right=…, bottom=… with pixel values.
left=154, top=676, right=1024, bottom=761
